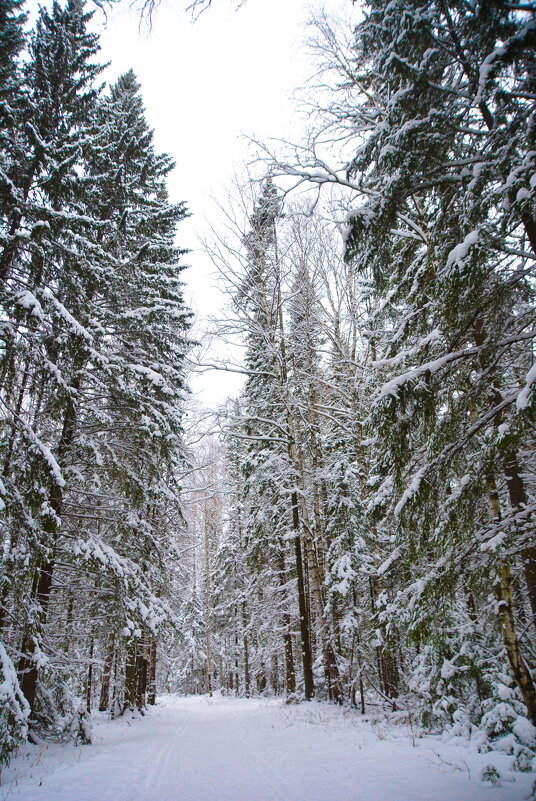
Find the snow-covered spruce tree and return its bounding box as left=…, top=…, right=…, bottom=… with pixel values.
left=255, top=1, right=536, bottom=732
left=210, top=402, right=254, bottom=697
left=309, top=237, right=380, bottom=710
left=0, top=0, right=31, bottom=764
left=240, top=183, right=306, bottom=698
left=166, top=435, right=241, bottom=699
left=37, top=69, right=191, bottom=718
left=0, top=0, right=27, bottom=281
left=284, top=216, right=344, bottom=702
left=324, top=0, right=536, bottom=730
left=210, top=179, right=315, bottom=699
left=0, top=4, right=191, bottom=743
left=0, top=641, right=29, bottom=768
left=0, top=0, right=108, bottom=729
left=76, top=69, right=191, bottom=714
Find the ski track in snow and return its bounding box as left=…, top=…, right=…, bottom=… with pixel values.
left=2, top=695, right=534, bottom=801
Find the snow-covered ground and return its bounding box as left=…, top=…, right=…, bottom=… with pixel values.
left=2, top=694, right=534, bottom=801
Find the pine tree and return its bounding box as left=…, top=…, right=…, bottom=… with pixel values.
left=0, top=2, right=191, bottom=741
left=314, top=0, right=536, bottom=725
left=56, top=68, right=191, bottom=715
left=0, top=0, right=107, bottom=722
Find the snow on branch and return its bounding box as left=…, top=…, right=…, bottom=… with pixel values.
left=376, top=346, right=478, bottom=401
left=516, top=362, right=536, bottom=411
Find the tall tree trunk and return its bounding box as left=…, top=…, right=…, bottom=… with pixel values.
left=271, top=256, right=315, bottom=700
left=99, top=634, right=115, bottom=712
left=234, top=615, right=240, bottom=696
left=487, top=476, right=536, bottom=724
left=369, top=575, right=399, bottom=701
left=242, top=601, right=250, bottom=698
left=292, top=491, right=315, bottom=699
left=135, top=637, right=148, bottom=711
left=86, top=637, right=94, bottom=713
left=294, top=407, right=342, bottom=702
left=124, top=639, right=137, bottom=712
left=503, top=451, right=536, bottom=624
left=278, top=551, right=296, bottom=696
left=18, top=530, right=58, bottom=712
left=147, top=638, right=157, bottom=705
left=204, top=504, right=212, bottom=697
left=17, top=369, right=81, bottom=716
left=494, top=563, right=536, bottom=725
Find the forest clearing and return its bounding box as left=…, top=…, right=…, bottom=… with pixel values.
left=3, top=694, right=534, bottom=801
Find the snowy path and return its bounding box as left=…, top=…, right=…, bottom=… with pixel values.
left=3, top=695, right=534, bottom=801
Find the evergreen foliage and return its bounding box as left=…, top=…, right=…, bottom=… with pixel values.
left=188, top=0, right=536, bottom=763
left=2, top=0, right=535, bottom=773
left=0, top=0, right=191, bottom=760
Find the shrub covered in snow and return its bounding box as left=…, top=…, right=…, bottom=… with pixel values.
left=0, top=642, right=30, bottom=767
left=480, top=763, right=502, bottom=786
left=71, top=703, right=92, bottom=746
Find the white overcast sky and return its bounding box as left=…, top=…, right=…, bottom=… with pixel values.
left=49, top=0, right=357, bottom=404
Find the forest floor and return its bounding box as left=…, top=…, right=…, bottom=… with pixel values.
left=2, top=694, right=534, bottom=801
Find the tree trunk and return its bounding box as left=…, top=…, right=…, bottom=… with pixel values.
left=17, top=369, right=81, bottom=716
left=292, top=492, right=315, bottom=700
left=487, top=476, right=536, bottom=724
left=86, top=637, right=94, bottom=713
left=503, top=452, right=536, bottom=624
left=135, top=638, right=148, bottom=711
left=242, top=601, right=250, bottom=698
left=204, top=503, right=213, bottom=696
left=124, top=640, right=137, bottom=712
left=18, top=550, right=57, bottom=713
left=147, top=639, right=157, bottom=705
left=494, top=563, right=536, bottom=724
left=369, top=576, right=399, bottom=701
left=272, top=261, right=314, bottom=700
left=278, top=551, right=295, bottom=696
left=99, top=636, right=115, bottom=712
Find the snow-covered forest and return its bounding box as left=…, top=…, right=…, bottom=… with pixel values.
left=1, top=0, right=536, bottom=798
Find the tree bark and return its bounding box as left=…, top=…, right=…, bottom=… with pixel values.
left=292, top=492, right=315, bottom=700
left=204, top=504, right=213, bottom=697
left=278, top=550, right=296, bottom=696
left=503, top=451, right=536, bottom=623
left=99, top=635, right=115, bottom=712
left=135, top=638, right=148, bottom=710
left=487, top=476, right=536, bottom=724
left=147, top=638, right=157, bottom=705
left=369, top=576, right=399, bottom=701
left=242, top=601, right=250, bottom=698
left=494, top=563, right=536, bottom=724
left=124, top=639, right=137, bottom=712
left=17, top=369, right=81, bottom=715
left=86, top=637, right=94, bottom=713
